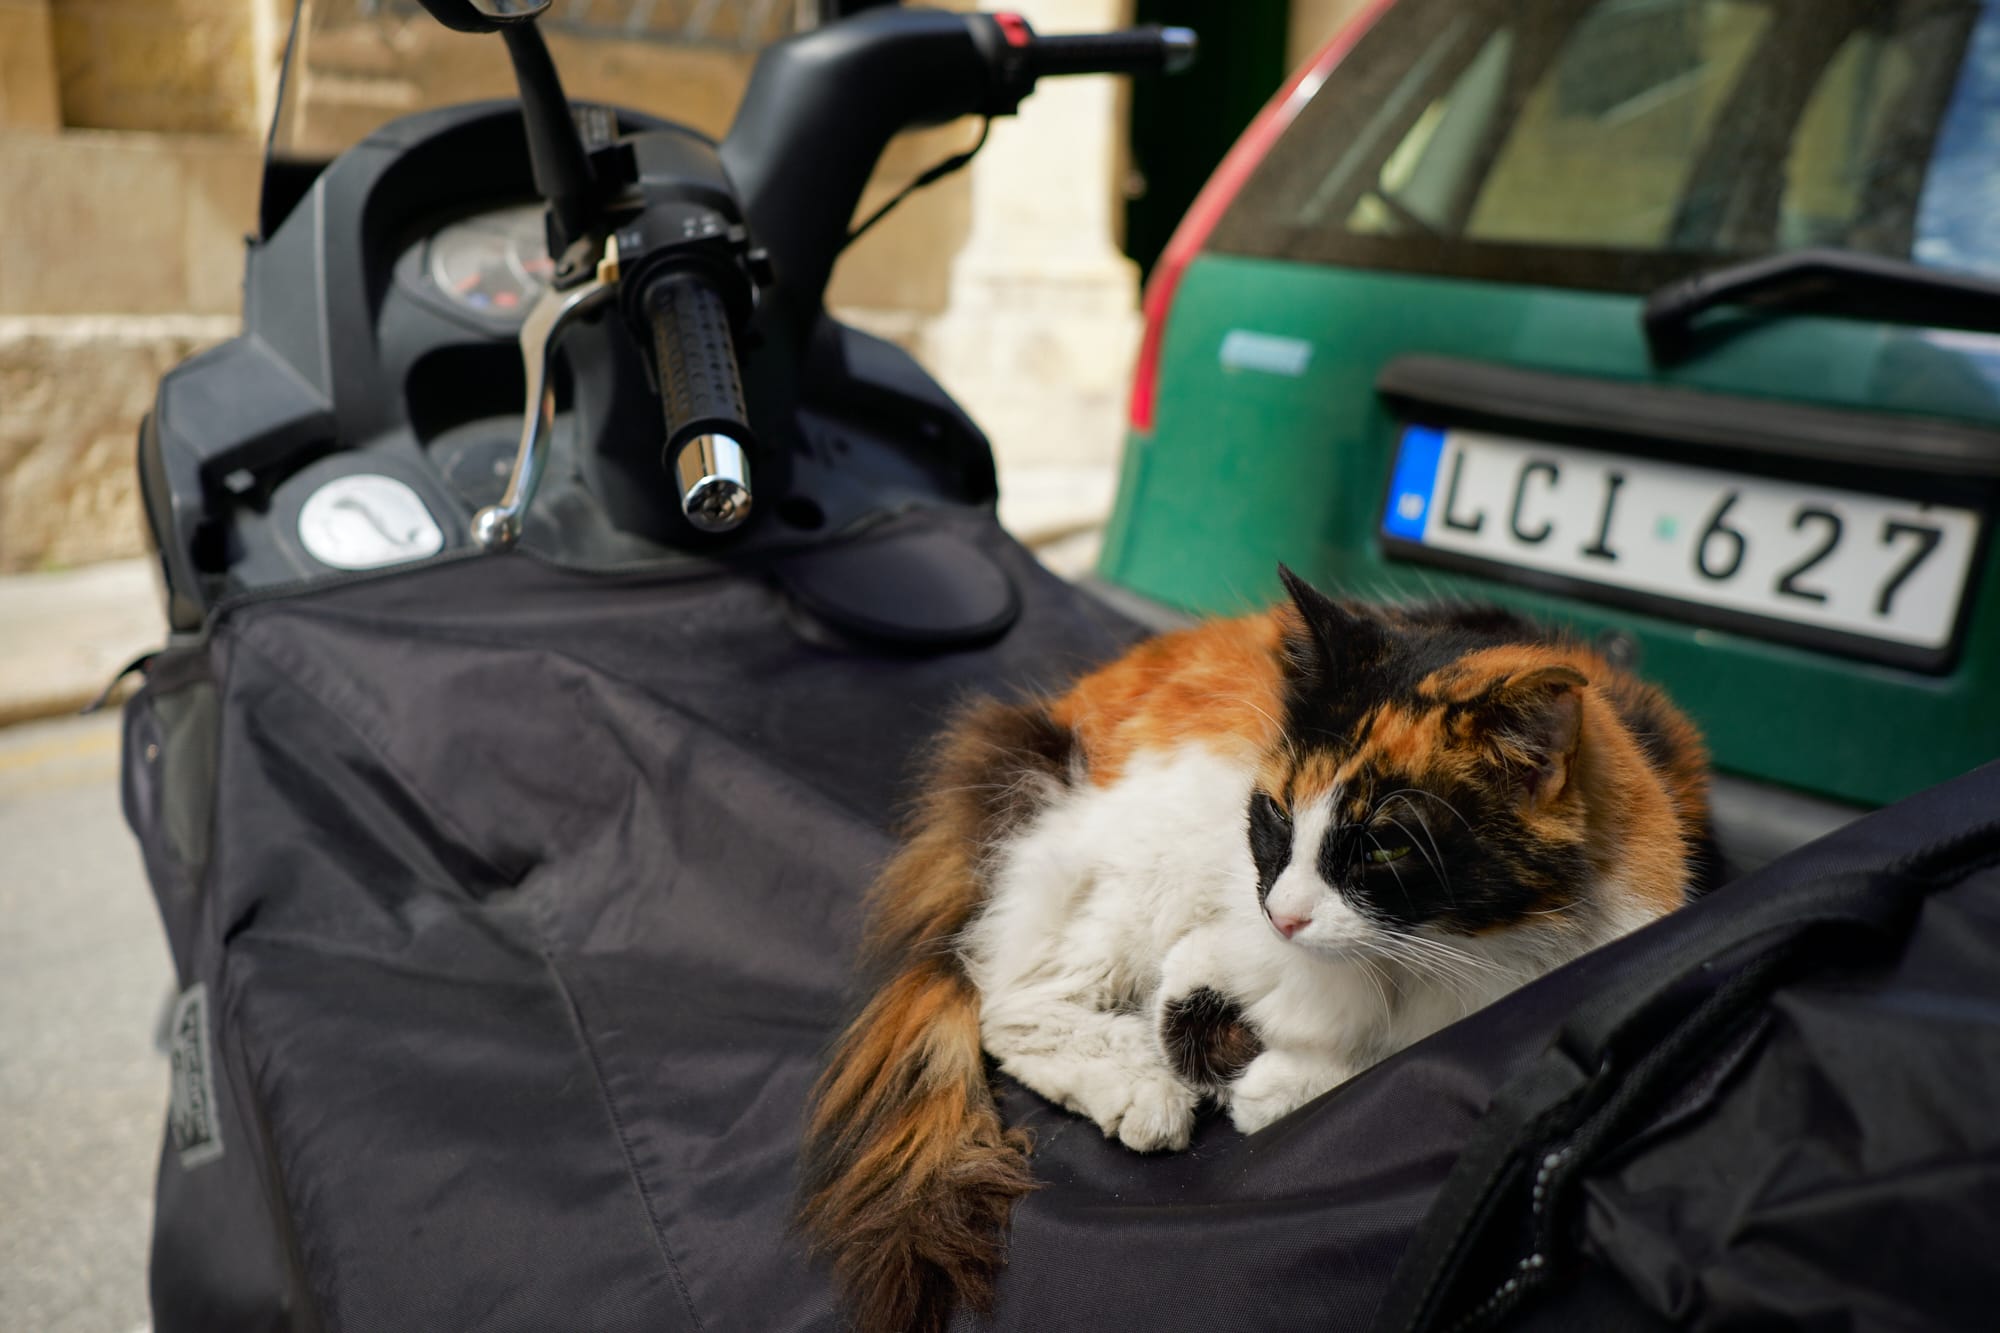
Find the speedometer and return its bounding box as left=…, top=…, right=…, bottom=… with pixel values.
left=427, top=204, right=554, bottom=317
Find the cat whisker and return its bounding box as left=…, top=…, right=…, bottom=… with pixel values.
left=1210, top=691, right=1282, bottom=733
left=1379, top=812, right=1450, bottom=891
left=1365, top=930, right=1457, bottom=975
left=1350, top=951, right=1396, bottom=1010
left=1520, top=897, right=1586, bottom=920
left=1370, top=941, right=1484, bottom=997
left=1381, top=931, right=1506, bottom=986
left=1402, top=929, right=1502, bottom=967
left=1380, top=788, right=1474, bottom=836
left=1378, top=942, right=1480, bottom=984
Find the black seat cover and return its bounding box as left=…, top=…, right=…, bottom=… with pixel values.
left=123, top=507, right=2000, bottom=1332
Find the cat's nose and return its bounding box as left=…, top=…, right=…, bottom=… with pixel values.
left=1269, top=911, right=1310, bottom=940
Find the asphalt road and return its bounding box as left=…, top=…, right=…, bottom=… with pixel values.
left=0, top=712, right=167, bottom=1333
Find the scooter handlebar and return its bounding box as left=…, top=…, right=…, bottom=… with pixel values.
left=723, top=10, right=1197, bottom=357
left=1021, top=25, right=1198, bottom=79
left=641, top=270, right=755, bottom=534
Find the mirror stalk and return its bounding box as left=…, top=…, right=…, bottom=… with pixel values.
left=498, top=23, right=600, bottom=274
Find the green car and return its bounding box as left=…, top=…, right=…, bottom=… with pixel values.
left=1102, top=0, right=2000, bottom=860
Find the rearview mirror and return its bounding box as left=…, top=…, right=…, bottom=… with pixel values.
left=416, top=0, right=552, bottom=32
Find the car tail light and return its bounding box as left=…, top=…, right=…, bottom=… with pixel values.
left=1126, top=0, right=1399, bottom=432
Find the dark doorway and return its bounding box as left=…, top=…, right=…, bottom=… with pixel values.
left=1125, top=0, right=1293, bottom=279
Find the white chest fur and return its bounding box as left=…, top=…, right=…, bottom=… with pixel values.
left=958, top=741, right=1655, bottom=1142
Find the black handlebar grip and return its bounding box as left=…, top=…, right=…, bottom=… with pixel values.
left=641, top=270, right=756, bottom=532
left=1027, top=25, right=1197, bottom=78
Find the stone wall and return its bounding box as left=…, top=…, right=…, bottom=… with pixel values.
left=0, top=130, right=261, bottom=316
left=923, top=0, right=1141, bottom=471
left=48, top=0, right=266, bottom=135
left=0, top=127, right=258, bottom=570
left=0, top=1, right=63, bottom=131
left=0, top=316, right=238, bottom=572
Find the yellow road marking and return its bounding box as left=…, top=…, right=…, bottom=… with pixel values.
left=0, top=723, right=122, bottom=773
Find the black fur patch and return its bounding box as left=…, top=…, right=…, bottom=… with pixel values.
left=1344, top=778, right=1591, bottom=933
left=953, top=700, right=1078, bottom=848
left=1278, top=594, right=1547, bottom=753
left=1247, top=790, right=1292, bottom=904
left=1161, top=988, right=1264, bottom=1088
left=1601, top=680, right=1684, bottom=771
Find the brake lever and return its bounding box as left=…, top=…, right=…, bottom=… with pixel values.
left=471, top=246, right=620, bottom=552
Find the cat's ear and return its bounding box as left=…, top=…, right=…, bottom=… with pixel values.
left=1277, top=565, right=1385, bottom=684
left=1474, top=664, right=1588, bottom=810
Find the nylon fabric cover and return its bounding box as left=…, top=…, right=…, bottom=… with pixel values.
left=1380, top=758, right=2000, bottom=1333
left=122, top=508, right=2000, bottom=1332
left=1557, top=792, right=2000, bottom=1331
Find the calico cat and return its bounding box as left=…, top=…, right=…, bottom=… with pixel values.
left=799, top=568, right=1711, bottom=1333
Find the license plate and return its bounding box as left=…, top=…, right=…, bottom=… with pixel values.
left=1381, top=425, right=1984, bottom=664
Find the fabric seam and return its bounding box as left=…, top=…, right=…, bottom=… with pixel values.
left=527, top=896, right=708, bottom=1332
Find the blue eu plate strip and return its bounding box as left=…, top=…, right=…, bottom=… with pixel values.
left=1382, top=425, right=1446, bottom=542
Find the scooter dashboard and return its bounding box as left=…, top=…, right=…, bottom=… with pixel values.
left=407, top=202, right=552, bottom=331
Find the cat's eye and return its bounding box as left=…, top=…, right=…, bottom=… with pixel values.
left=1365, top=844, right=1411, bottom=866
left=1253, top=791, right=1290, bottom=824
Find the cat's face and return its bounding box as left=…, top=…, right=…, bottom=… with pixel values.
left=1250, top=570, right=1596, bottom=958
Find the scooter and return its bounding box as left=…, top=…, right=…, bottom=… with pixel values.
left=138, top=1, right=1191, bottom=641
left=122, top=4, right=2000, bottom=1330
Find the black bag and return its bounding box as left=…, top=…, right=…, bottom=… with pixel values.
left=123, top=508, right=2000, bottom=1332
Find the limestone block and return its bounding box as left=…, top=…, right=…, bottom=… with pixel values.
left=285, top=20, right=758, bottom=155
left=0, top=0, right=62, bottom=131
left=0, top=130, right=188, bottom=313
left=825, top=119, right=977, bottom=318
left=50, top=0, right=259, bottom=135
left=0, top=557, right=163, bottom=723
left=923, top=287, right=1140, bottom=470
left=178, top=137, right=262, bottom=309
left=922, top=0, right=1144, bottom=472
left=0, top=314, right=236, bottom=572
left=0, top=130, right=259, bottom=315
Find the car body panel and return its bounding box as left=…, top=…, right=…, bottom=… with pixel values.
left=1101, top=253, right=2000, bottom=807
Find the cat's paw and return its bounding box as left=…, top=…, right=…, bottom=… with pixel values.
left=1227, top=1050, right=1349, bottom=1136
left=1088, top=1064, right=1192, bottom=1144
left=999, top=1048, right=1198, bottom=1151
left=1120, top=1064, right=1192, bottom=1144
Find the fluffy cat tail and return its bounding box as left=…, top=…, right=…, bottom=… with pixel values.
left=799, top=700, right=1073, bottom=1333
left=798, top=950, right=1033, bottom=1333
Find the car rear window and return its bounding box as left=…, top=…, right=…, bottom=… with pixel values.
left=1213, top=0, right=1999, bottom=293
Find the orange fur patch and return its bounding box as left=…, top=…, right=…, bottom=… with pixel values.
left=1053, top=612, right=1288, bottom=786
left=1286, top=750, right=1346, bottom=808
left=1431, top=645, right=1696, bottom=915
